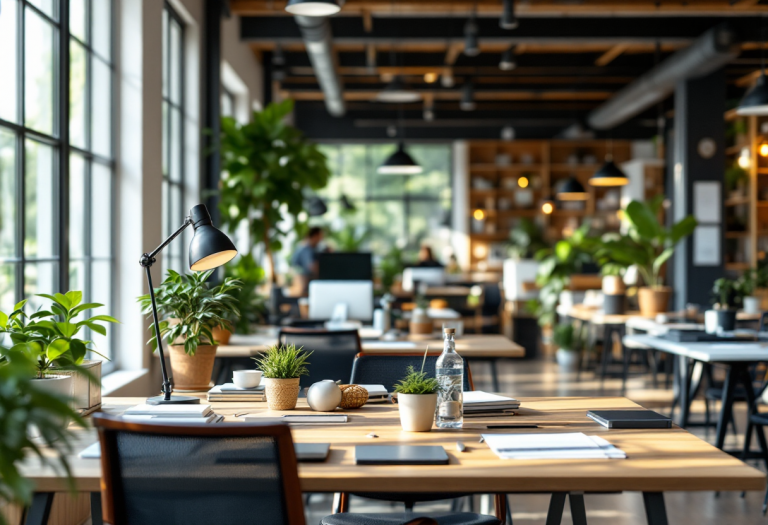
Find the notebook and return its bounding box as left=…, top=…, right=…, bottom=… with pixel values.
left=355, top=445, right=450, bottom=465
left=587, top=410, right=672, bottom=429
left=123, top=404, right=213, bottom=418
left=482, top=432, right=626, bottom=460
left=122, top=413, right=224, bottom=424
left=243, top=414, right=348, bottom=425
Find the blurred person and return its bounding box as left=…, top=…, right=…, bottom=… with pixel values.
left=292, top=226, right=325, bottom=295
left=416, top=245, right=443, bottom=268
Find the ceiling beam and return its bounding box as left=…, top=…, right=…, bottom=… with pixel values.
left=595, top=43, right=632, bottom=66
left=281, top=90, right=614, bottom=101
left=444, top=42, right=464, bottom=65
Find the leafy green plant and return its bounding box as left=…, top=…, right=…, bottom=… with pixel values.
left=0, top=348, right=85, bottom=524
left=137, top=270, right=242, bottom=355
left=224, top=256, right=268, bottom=334
left=394, top=366, right=440, bottom=395
left=377, top=246, right=405, bottom=294
left=712, top=277, right=739, bottom=310
left=253, top=343, right=312, bottom=379
left=0, top=292, right=116, bottom=378
left=552, top=323, right=577, bottom=352
left=509, top=218, right=549, bottom=259
left=597, top=196, right=697, bottom=289
left=725, top=163, right=748, bottom=193
left=218, top=100, right=331, bottom=282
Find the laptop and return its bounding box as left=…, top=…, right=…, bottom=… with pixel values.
left=355, top=445, right=449, bottom=465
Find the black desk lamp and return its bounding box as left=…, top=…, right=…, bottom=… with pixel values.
left=141, top=204, right=238, bottom=405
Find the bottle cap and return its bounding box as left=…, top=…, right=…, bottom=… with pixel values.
left=443, top=327, right=456, bottom=334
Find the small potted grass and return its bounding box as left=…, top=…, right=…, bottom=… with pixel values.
left=394, top=351, right=440, bottom=432
left=253, top=344, right=312, bottom=410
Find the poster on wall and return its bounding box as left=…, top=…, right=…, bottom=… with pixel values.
left=693, top=225, right=720, bottom=266
left=693, top=182, right=721, bottom=224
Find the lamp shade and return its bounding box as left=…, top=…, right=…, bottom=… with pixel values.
left=375, top=77, right=422, bottom=103
left=589, top=160, right=629, bottom=187
left=285, top=0, right=340, bottom=16
left=499, top=46, right=516, bottom=71
left=188, top=205, right=238, bottom=271
left=737, top=73, right=768, bottom=116
left=464, top=20, right=480, bottom=56
left=460, top=81, right=476, bottom=111
left=556, top=177, right=588, bottom=201
left=500, top=0, right=518, bottom=29
left=378, top=143, right=423, bottom=175
left=306, top=196, right=328, bottom=216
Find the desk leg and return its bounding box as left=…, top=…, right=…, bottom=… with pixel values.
left=568, top=493, right=588, bottom=525
left=677, top=356, right=693, bottom=428
left=545, top=493, right=566, bottom=525
left=643, top=492, right=668, bottom=525
left=491, top=358, right=500, bottom=393
left=715, top=365, right=740, bottom=450
left=90, top=492, right=103, bottom=525
left=23, top=493, right=54, bottom=525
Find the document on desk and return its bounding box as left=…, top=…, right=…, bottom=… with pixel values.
left=482, top=432, right=626, bottom=460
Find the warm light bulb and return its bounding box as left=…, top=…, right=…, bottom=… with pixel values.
left=473, top=244, right=488, bottom=259
left=518, top=176, right=529, bottom=188
left=473, top=209, right=485, bottom=221
left=424, top=72, right=438, bottom=84
left=760, top=143, right=768, bottom=157
left=541, top=202, right=554, bottom=215
left=617, top=209, right=625, bottom=221
left=739, top=147, right=751, bottom=169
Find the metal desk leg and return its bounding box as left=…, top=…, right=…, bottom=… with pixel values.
left=677, top=356, right=693, bottom=428
left=90, top=492, right=103, bottom=525
left=23, top=493, right=54, bottom=525
left=643, top=492, right=668, bottom=525
left=569, top=492, right=588, bottom=525
left=545, top=493, right=566, bottom=525
left=715, top=365, right=741, bottom=450
left=491, top=358, right=500, bottom=393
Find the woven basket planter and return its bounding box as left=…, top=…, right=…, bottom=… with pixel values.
left=263, top=377, right=301, bottom=410
left=339, top=384, right=369, bottom=409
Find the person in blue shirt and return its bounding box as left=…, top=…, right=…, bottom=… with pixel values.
left=292, top=226, right=324, bottom=295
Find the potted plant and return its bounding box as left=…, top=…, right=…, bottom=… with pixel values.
left=552, top=323, right=579, bottom=371
left=599, top=197, right=697, bottom=318
left=253, top=344, right=312, bottom=410
left=709, top=278, right=738, bottom=332
left=725, top=163, right=748, bottom=199
left=410, top=294, right=433, bottom=335
left=393, top=356, right=440, bottom=432
left=738, top=268, right=763, bottom=314
left=138, top=270, right=242, bottom=391
left=0, top=292, right=116, bottom=414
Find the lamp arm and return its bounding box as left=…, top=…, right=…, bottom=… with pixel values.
left=142, top=216, right=194, bottom=264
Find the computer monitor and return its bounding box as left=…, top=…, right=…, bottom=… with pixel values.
left=318, top=252, right=373, bottom=281
left=402, top=267, right=445, bottom=292
left=308, top=280, right=374, bottom=322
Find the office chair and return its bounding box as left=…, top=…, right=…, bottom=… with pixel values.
left=93, top=414, right=306, bottom=525
left=350, top=352, right=474, bottom=392
left=740, top=377, right=768, bottom=514
left=278, top=328, right=362, bottom=388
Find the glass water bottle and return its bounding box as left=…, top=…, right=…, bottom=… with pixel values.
left=436, top=327, right=463, bottom=428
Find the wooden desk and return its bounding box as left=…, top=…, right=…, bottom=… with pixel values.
left=20, top=396, right=764, bottom=525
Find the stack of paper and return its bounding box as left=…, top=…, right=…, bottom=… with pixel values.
left=122, top=404, right=223, bottom=424
left=482, top=432, right=626, bottom=460
left=207, top=383, right=266, bottom=402
left=357, top=384, right=389, bottom=403
left=463, top=391, right=520, bottom=417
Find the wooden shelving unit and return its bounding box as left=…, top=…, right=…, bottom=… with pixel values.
left=467, top=139, right=632, bottom=269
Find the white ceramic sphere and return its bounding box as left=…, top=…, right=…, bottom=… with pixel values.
left=307, top=380, right=342, bottom=412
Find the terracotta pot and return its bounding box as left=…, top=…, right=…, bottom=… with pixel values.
left=211, top=325, right=232, bottom=345
left=167, top=344, right=218, bottom=391
left=637, top=286, right=672, bottom=318
left=263, top=377, right=301, bottom=410
left=410, top=321, right=434, bottom=335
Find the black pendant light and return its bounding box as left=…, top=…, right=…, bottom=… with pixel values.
left=306, top=196, right=328, bottom=216
left=500, top=0, right=518, bottom=29
left=461, top=80, right=476, bottom=111
left=464, top=7, right=480, bottom=57
left=285, top=0, right=340, bottom=16
left=271, top=46, right=286, bottom=82
left=378, top=143, right=423, bottom=175
left=499, top=46, right=516, bottom=71
left=376, top=76, right=422, bottom=103
left=738, top=17, right=768, bottom=115
left=556, top=177, right=588, bottom=201
left=589, top=159, right=629, bottom=187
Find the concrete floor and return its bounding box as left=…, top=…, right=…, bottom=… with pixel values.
left=306, top=357, right=768, bottom=524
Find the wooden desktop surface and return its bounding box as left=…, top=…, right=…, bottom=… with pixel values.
left=565, top=304, right=763, bottom=326
left=217, top=334, right=525, bottom=359
left=21, top=396, right=764, bottom=494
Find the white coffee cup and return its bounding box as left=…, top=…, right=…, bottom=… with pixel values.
left=232, top=370, right=262, bottom=389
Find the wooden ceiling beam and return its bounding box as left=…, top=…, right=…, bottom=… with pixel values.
left=595, top=43, right=632, bottom=66
left=283, top=75, right=634, bottom=84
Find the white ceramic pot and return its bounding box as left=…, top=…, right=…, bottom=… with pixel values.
left=704, top=309, right=719, bottom=334
left=397, top=393, right=438, bottom=432
left=556, top=349, right=579, bottom=372
left=744, top=296, right=761, bottom=315
left=30, top=375, right=74, bottom=432
left=307, top=380, right=342, bottom=412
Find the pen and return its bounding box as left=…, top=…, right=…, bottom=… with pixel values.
left=486, top=424, right=539, bottom=429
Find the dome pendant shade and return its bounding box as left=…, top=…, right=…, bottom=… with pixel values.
left=737, top=73, right=768, bottom=116
left=375, top=77, right=422, bottom=103
left=188, top=205, right=238, bottom=271
left=500, top=0, right=518, bottom=29
left=589, top=160, right=629, bottom=187
left=556, top=177, right=588, bottom=201
left=464, top=20, right=480, bottom=56
left=460, top=81, right=476, bottom=111
left=499, top=47, right=516, bottom=71
left=285, top=0, right=341, bottom=16
left=378, top=143, right=423, bottom=175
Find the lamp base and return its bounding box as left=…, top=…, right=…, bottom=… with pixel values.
left=146, top=395, right=201, bottom=405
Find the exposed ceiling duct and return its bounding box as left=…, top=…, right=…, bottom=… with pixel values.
left=293, top=15, right=346, bottom=117
left=587, top=24, right=738, bottom=130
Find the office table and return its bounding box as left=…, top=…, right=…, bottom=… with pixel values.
left=19, top=396, right=765, bottom=525
left=623, top=334, right=768, bottom=452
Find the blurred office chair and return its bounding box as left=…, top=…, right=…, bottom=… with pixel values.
left=350, top=352, right=474, bottom=392
left=278, top=328, right=362, bottom=388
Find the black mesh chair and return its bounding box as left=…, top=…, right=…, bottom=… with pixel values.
left=278, top=328, right=362, bottom=388
left=93, top=414, right=306, bottom=525
left=350, top=352, right=474, bottom=392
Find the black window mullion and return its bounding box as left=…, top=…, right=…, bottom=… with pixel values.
left=59, top=0, right=70, bottom=293
left=16, top=1, right=26, bottom=303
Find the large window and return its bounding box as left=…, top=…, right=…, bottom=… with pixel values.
left=0, top=0, right=115, bottom=362
left=162, top=2, right=185, bottom=274
left=315, top=144, right=452, bottom=258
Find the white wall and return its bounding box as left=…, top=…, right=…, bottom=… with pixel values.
left=222, top=14, right=264, bottom=111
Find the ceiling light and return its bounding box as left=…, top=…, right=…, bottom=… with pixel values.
left=556, top=177, right=588, bottom=201
left=464, top=19, right=480, bottom=57
left=423, top=99, right=435, bottom=121
left=378, top=143, right=423, bottom=175
left=589, top=160, right=629, bottom=187
left=424, top=72, right=438, bottom=84
left=306, top=196, right=328, bottom=216
left=500, top=0, right=518, bottom=29
left=285, top=0, right=341, bottom=16
left=501, top=126, right=515, bottom=141
left=738, top=73, right=768, bottom=116
left=739, top=148, right=751, bottom=169
left=760, top=143, right=768, bottom=157
left=460, top=81, right=476, bottom=111
left=518, top=176, right=529, bottom=188
left=499, top=46, right=516, bottom=71
left=541, top=200, right=554, bottom=215
left=441, top=68, right=455, bottom=88
left=473, top=209, right=485, bottom=221
left=375, top=77, right=422, bottom=103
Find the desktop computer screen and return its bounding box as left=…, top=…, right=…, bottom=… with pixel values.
left=308, top=280, right=374, bottom=322
left=402, top=267, right=446, bottom=292
left=318, top=252, right=373, bottom=281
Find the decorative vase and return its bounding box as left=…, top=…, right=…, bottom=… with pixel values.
left=30, top=375, right=74, bottom=432
left=556, top=349, right=579, bottom=371
left=211, top=325, right=232, bottom=345
left=397, top=393, right=438, bottom=432
left=307, top=380, right=342, bottom=412
left=263, top=377, right=301, bottom=410
left=637, top=286, right=671, bottom=318
left=743, top=296, right=761, bottom=315
left=167, top=344, right=218, bottom=391
left=410, top=308, right=433, bottom=335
